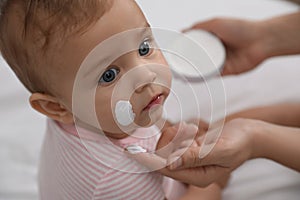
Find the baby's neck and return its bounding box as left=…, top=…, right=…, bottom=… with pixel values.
left=71, top=117, right=168, bottom=140
left=73, top=120, right=131, bottom=140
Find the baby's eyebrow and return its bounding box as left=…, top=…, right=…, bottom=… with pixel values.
left=83, top=56, right=111, bottom=79
left=140, top=22, right=151, bottom=36
left=144, top=22, right=151, bottom=28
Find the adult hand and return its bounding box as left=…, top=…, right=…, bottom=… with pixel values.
left=128, top=118, right=300, bottom=186
left=168, top=117, right=300, bottom=172
left=168, top=118, right=259, bottom=171
left=185, top=18, right=267, bottom=75
left=185, top=12, right=300, bottom=75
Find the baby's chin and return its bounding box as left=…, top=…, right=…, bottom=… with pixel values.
left=135, top=104, right=165, bottom=128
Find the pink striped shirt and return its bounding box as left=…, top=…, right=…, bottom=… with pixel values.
left=38, top=119, right=186, bottom=200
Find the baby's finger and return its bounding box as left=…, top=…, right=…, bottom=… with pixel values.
left=126, top=147, right=167, bottom=171
left=173, top=122, right=198, bottom=143
left=179, top=139, right=197, bottom=149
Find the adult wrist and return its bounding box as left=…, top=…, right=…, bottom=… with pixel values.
left=228, top=118, right=267, bottom=161
left=255, top=21, right=275, bottom=61
left=248, top=119, right=270, bottom=159
left=258, top=11, right=300, bottom=59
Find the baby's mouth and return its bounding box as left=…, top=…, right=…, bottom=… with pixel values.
left=142, top=93, right=164, bottom=111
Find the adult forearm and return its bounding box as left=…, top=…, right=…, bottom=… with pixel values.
left=225, top=103, right=300, bottom=128
left=253, top=121, right=300, bottom=172
left=260, top=11, right=300, bottom=59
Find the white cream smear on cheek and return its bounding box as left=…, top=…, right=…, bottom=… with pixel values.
left=115, top=100, right=136, bottom=126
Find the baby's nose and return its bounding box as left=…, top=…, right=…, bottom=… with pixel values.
left=133, top=66, right=157, bottom=93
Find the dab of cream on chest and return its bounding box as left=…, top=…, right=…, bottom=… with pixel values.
left=126, top=144, right=147, bottom=154
left=115, top=100, right=136, bottom=126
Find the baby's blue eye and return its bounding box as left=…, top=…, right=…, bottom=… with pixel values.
left=99, top=68, right=120, bottom=84
left=139, top=40, right=152, bottom=56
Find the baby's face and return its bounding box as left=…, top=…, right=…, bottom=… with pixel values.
left=51, top=0, right=171, bottom=138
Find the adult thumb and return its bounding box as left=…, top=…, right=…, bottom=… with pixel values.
left=183, top=19, right=218, bottom=33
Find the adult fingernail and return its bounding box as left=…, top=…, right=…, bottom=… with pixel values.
left=169, top=157, right=182, bottom=170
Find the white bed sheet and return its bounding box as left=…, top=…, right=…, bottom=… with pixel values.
left=0, top=0, right=300, bottom=199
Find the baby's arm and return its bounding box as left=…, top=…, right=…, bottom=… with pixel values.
left=179, top=172, right=229, bottom=200
left=225, top=103, right=300, bottom=127
left=179, top=184, right=222, bottom=200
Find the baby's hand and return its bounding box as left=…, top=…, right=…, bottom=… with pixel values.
left=156, top=121, right=199, bottom=158
left=186, top=118, right=209, bottom=137
left=156, top=119, right=209, bottom=158
left=125, top=121, right=198, bottom=171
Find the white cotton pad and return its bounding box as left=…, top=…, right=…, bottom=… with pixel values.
left=115, top=100, right=136, bottom=126
left=126, top=144, right=147, bottom=154
left=165, top=29, right=226, bottom=82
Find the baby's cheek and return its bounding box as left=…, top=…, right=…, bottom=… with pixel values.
left=161, top=64, right=172, bottom=88
left=95, top=100, right=117, bottom=131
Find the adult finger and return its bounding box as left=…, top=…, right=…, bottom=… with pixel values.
left=183, top=18, right=221, bottom=33
left=168, top=143, right=225, bottom=170
left=160, top=163, right=230, bottom=188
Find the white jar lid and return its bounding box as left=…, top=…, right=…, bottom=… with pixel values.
left=165, top=29, right=226, bottom=82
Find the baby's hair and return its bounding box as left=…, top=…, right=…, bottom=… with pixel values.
left=0, top=0, right=112, bottom=94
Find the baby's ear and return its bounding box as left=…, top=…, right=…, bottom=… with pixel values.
left=29, top=93, right=74, bottom=124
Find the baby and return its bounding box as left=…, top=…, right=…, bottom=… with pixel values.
left=0, top=0, right=224, bottom=199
